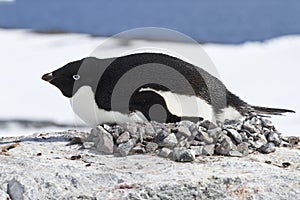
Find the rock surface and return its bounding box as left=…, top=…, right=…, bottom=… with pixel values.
left=0, top=130, right=299, bottom=199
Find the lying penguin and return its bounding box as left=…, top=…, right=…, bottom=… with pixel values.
left=42, top=53, right=294, bottom=126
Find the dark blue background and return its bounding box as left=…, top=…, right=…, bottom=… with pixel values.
left=0, top=0, right=300, bottom=43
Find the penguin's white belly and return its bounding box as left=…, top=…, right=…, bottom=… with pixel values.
left=70, top=86, right=132, bottom=127
left=70, top=86, right=243, bottom=127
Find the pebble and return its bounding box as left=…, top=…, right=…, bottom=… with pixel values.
left=215, top=135, right=236, bottom=155
left=159, top=133, right=178, bottom=148
left=228, top=150, right=243, bottom=157
left=202, top=144, right=215, bottom=156
left=116, top=131, right=130, bottom=144
left=259, top=143, right=276, bottom=154
left=243, top=121, right=257, bottom=133
left=145, top=142, right=159, bottom=153
left=172, top=147, right=195, bottom=162
left=200, top=120, right=217, bottom=130
left=117, top=139, right=136, bottom=156
left=84, top=115, right=285, bottom=162
left=226, top=129, right=243, bottom=144
left=158, top=148, right=173, bottom=158
left=267, top=132, right=281, bottom=146
left=237, top=142, right=249, bottom=156
left=190, top=146, right=203, bottom=156
left=88, top=126, right=114, bottom=154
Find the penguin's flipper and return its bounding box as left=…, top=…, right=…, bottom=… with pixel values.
left=252, top=106, right=295, bottom=116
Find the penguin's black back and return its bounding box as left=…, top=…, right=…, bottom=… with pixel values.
left=91, top=53, right=248, bottom=118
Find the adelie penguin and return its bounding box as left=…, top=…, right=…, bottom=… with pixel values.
left=42, top=53, right=295, bottom=127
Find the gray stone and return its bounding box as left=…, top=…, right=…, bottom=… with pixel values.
left=137, top=127, right=145, bottom=143
left=172, top=147, right=195, bottom=162
left=189, top=140, right=203, bottom=146
left=154, top=130, right=169, bottom=144
left=243, top=121, right=257, bottom=133
left=227, top=129, right=243, bottom=144
left=195, top=131, right=214, bottom=144
left=207, top=127, right=222, bottom=139
left=7, top=179, right=24, bottom=200
left=202, top=144, right=215, bottom=156
left=190, top=146, right=203, bottom=156
left=259, top=143, right=276, bottom=154
left=131, top=146, right=146, bottom=154
left=177, top=139, right=190, bottom=148
left=267, top=132, right=281, bottom=146
left=158, top=133, right=178, bottom=148
left=112, top=125, right=125, bottom=139
left=261, top=118, right=273, bottom=128
left=122, top=122, right=138, bottom=135
left=199, top=120, right=217, bottom=130
left=253, top=134, right=268, bottom=149
left=117, top=139, right=136, bottom=156
left=215, top=135, right=236, bottom=155
left=145, top=142, right=159, bottom=153
left=158, top=148, right=173, bottom=158
left=116, top=131, right=130, bottom=144
left=237, top=142, right=249, bottom=156
left=176, top=125, right=191, bottom=139
left=82, top=142, right=95, bottom=149
left=144, top=123, right=156, bottom=137
left=228, top=150, right=243, bottom=157
left=88, top=126, right=114, bottom=154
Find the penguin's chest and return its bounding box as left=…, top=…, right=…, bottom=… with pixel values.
left=70, top=86, right=132, bottom=127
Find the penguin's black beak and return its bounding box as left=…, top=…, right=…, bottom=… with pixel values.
left=42, top=73, right=54, bottom=82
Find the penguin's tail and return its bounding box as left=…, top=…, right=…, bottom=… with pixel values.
left=252, top=106, right=295, bottom=116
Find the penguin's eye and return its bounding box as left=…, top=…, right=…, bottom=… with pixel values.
left=73, top=74, right=80, bottom=80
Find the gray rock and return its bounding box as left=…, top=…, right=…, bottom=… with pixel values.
left=243, top=121, right=257, bottom=133
left=226, top=129, right=243, bottom=144
left=267, top=132, right=281, bottom=146
left=253, top=134, right=268, bottom=149
left=116, top=131, right=130, bottom=144
left=137, top=126, right=145, bottom=143
left=154, top=130, right=170, bottom=144
left=117, top=139, right=136, bottom=156
left=122, top=122, right=138, bottom=135
left=82, top=142, right=95, bottom=149
left=190, top=146, right=203, bottom=156
left=199, top=120, right=217, bottom=130
left=131, top=146, right=146, bottom=154
left=145, top=142, right=159, bottom=153
left=228, top=150, right=243, bottom=157
left=176, top=125, right=191, bottom=139
left=88, top=126, right=114, bottom=154
left=189, top=140, right=203, bottom=146
left=158, top=133, right=178, bottom=148
left=158, top=148, right=173, bottom=158
left=7, top=179, right=24, bottom=200
left=207, top=127, right=222, bottom=139
left=144, top=123, right=156, bottom=137
left=177, top=139, right=190, bottom=148
left=237, top=142, right=249, bottom=156
left=215, top=135, right=236, bottom=155
left=172, top=147, right=195, bottom=162
left=112, top=125, right=125, bottom=139
left=261, top=118, right=273, bottom=128
left=195, top=131, right=214, bottom=144
left=259, top=143, right=276, bottom=154
left=202, top=144, right=215, bottom=156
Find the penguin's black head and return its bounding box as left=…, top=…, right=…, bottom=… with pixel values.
left=42, top=59, right=85, bottom=98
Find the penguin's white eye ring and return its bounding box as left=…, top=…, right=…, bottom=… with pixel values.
left=73, top=74, right=80, bottom=80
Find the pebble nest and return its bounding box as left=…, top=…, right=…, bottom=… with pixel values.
left=81, top=115, right=298, bottom=162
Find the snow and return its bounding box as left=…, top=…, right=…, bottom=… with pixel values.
left=0, top=29, right=299, bottom=136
